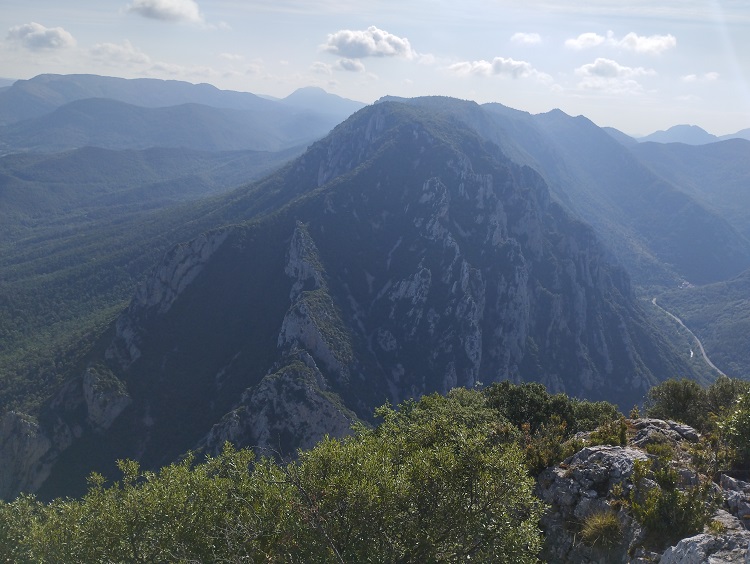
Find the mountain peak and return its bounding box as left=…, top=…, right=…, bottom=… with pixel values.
left=281, top=87, right=365, bottom=118
left=639, top=124, right=718, bottom=145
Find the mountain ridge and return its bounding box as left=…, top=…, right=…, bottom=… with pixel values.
left=2, top=100, right=692, bottom=500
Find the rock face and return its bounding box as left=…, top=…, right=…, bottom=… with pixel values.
left=660, top=529, right=750, bottom=564
left=537, top=418, right=750, bottom=563
left=0, top=412, right=53, bottom=498
left=7, top=100, right=691, bottom=498
left=537, top=445, right=649, bottom=563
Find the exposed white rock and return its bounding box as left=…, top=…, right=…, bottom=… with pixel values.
left=82, top=368, right=132, bottom=434
left=659, top=531, right=750, bottom=563
left=198, top=361, right=356, bottom=455
left=0, top=412, right=52, bottom=499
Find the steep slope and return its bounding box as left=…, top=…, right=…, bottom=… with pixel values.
left=380, top=97, right=750, bottom=286
left=631, top=139, right=750, bottom=239
left=659, top=269, right=750, bottom=377
left=477, top=102, right=750, bottom=286
left=9, top=101, right=691, bottom=499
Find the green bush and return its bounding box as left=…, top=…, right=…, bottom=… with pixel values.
left=629, top=457, right=717, bottom=547
left=0, top=390, right=545, bottom=563
left=717, top=392, right=750, bottom=469
left=646, top=376, right=750, bottom=433
left=588, top=417, right=628, bottom=447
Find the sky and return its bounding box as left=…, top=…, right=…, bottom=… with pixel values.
left=1, top=0, right=749, bottom=136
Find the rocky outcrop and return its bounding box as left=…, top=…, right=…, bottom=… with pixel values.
left=105, top=229, right=229, bottom=370
left=721, top=475, right=750, bottom=529
left=659, top=507, right=750, bottom=563
left=0, top=412, right=53, bottom=499
left=198, top=354, right=356, bottom=456
left=0, top=364, right=132, bottom=500
left=82, top=366, right=132, bottom=433
left=537, top=418, right=750, bottom=563
left=537, top=445, right=649, bottom=562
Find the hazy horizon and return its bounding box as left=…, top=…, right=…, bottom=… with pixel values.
left=2, top=0, right=749, bottom=136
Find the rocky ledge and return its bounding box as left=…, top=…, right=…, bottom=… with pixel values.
left=537, top=418, right=750, bottom=563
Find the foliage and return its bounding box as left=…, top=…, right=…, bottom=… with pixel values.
left=580, top=511, right=622, bottom=548
left=483, top=381, right=620, bottom=435
left=629, top=455, right=717, bottom=547
left=588, top=417, right=628, bottom=447
left=645, top=376, right=750, bottom=433
left=0, top=391, right=544, bottom=563
left=717, top=392, right=750, bottom=470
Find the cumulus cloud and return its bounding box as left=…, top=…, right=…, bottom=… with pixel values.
left=565, top=32, right=606, bottom=50
left=323, top=26, right=415, bottom=59
left=565, top=31, right=676, bottom=55
left=448, top=56, right=552, bottom=83
left=336, top=58, right=366, bottom=72
left=7, top=22, right=76, bottom=51
left=511, top=32, right=542, bottom=45
left=127, top=0, right=204, bottom=23
left=618, top=32, right=676, bottom=54
left=311, top=61, right=332, bottom=76
left=90, top=40, right=151, bottom=65
left=575, top=57, right=655, bottom=93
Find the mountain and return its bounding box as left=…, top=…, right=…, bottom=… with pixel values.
left=378, top=97, right=750, bottom=286
left=638, top=125, right=719, bottom=145
left=0, top=74, right=364, bottom=127
left=0, top=100, right=693, bottom=500
left=722, top=128, right=750, bottom=142
left=631, top=139, right=750, bottom=239
left=0, top=97, right=341, bottom=154
left=0, top=145, right=301, bottom=236
left=0, top=74, right=273, bottom=124
left=602, top=126, right=637, bottom=147
left=281, top=86, right=365, bottom=117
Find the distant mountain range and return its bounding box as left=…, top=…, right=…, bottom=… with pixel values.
left=0, top=74, right=365, bottom=154
left=607, top=123, right=750, bottom=145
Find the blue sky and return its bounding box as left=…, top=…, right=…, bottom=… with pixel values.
left=1, top=0, right=749, bottom=135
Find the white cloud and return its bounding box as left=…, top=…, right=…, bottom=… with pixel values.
left=7, top=22, right=76, bottom=51
left=127, top=0, right=204, bottom=23
left=565, top=32, right=606, bottom=50
left=618, top=32, right=676, bottom=54
left=682, top=71, right=719, bottom=83
left=575, top=57, right=655, bottom=93
left=219, top=52, right=244, bottom=62
left=311, top=61, right=332, bottom=76
left=323, top=26, right=415, bottom=59
left=448, top=56, right=552, bottom=83
left=90, top=40, right=151, bottom=66
left=511, top=32, right=542, bottom=45
left=336, top=58, right=366, bottom=72
left=565, top=31, right=676, bottom=55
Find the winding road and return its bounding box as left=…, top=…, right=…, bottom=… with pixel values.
left=651, top=297, right=727, bottom=377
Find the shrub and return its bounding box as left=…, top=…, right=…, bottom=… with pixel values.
left=580, top=511, right=622, bottom=548
left=629, top=458, right=717, bottom=547
left=588, top=417, right=628, bottom=447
